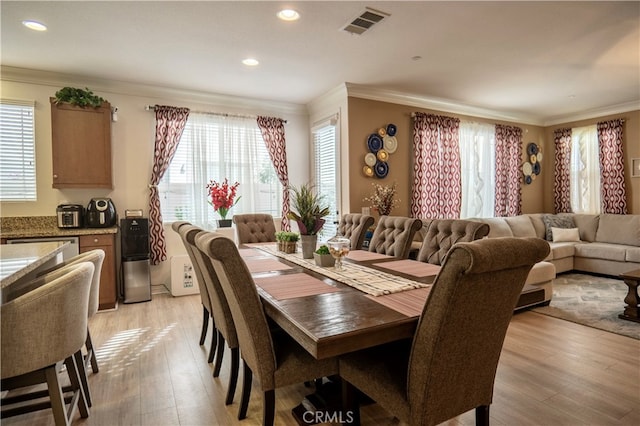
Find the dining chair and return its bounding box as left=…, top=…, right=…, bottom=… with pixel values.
left=1, top=262, right=94, bottom=425
left=173, top=221, right=217, bottom=363
left=340, top=237, right=550, bottom=426
left=197, top=233, right=338, bottom=426
left=416, top=219, right=490, bottom=265
left=190, top=228, right=241, bottom=405
left=337, top=213, right=374, bottom=250
left=233, top=213, right=277, bottom=244
left=368, top=215, right=423, bottom=258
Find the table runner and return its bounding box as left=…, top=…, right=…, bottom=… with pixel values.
left=372, top=259, right=441, bottom=278
left=250, top=244, right=429, bottom=297
left=244, top=257, right=294, bottom=274
left=255, top=273, right=342, bottom=300
left=366, top=287, right=431, bottom=317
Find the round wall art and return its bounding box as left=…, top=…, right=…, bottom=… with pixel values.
left=364, top=123, right=397, bottom=178
left=522, top=142, right=542, bottom=185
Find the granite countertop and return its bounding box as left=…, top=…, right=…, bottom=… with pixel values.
left=0, top=216, right=118, bottom=239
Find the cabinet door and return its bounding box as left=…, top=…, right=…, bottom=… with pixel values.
left=50, top=99, right=113, bottom=189
left=80, top=234, right=117, bottom=310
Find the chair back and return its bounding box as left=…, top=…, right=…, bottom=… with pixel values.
left=175, top=223, right=212, bottom=313
left=1, top=262, right=94, bottom=379
left=196, top=233, right=278, bottom=389
left=338, top=213, right=374, bottom=250
left=192, top=230, right=239, bottom=349
left=416, top=219, right=489, bottom=265
left=407, top=237, right=549, bottom=425
left=368, top=216, right=422, bottom=258
left=233, top=214, right=277, bottom=244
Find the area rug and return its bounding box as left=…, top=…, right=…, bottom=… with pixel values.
left=531, top=273, right=639, bottom=340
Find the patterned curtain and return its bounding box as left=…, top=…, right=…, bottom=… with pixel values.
left=494, top=124, right=523, bottom=217
left=256, top=116, right=291, bottom=231
left=411, top=112, right=461, bottom=219
left=597, top=119, right=627, bottom=214
left=553, top=128, right=572, bottom=213
left=149, top=105, right=190, bottom=265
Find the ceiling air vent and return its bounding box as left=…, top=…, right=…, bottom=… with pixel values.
left=342, top=7, right=390, bottom=35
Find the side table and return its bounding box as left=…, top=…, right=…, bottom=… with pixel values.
left=619, top=269, right=640, bottom=323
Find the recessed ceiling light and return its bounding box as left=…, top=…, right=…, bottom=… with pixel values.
left=22, top=20, right=47, bottom=31
left=242, top=58, right=259, bottom=66
left=277, top=9, right=300, bottom=21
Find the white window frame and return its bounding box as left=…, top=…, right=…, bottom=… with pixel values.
left=312, top=114, right=340, bottom=240
left=0, top=99, right=37, bottom=202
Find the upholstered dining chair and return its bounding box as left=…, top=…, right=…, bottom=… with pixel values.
left=190, top=228, right=241, bottom=406
left=233, top=213, right=277, bottom=244
left=173, top=221, right=217, bottom=363
left=1, top=262, right=94, bottom=425
left=340, top=237, right=550, bottom=426
left=197, top=233, right=338, bottom=426
left=368, top=215, right=423, bottom=258
left=416, top=219, right=490, bottom=265
left=338, top=213, right=375, bottom=250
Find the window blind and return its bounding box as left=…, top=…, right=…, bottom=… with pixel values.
left=313, top=122, right=338, bottom=240
left=0, top=100, right=36, bottom=201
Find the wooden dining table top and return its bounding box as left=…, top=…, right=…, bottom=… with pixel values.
left=241, top=245, right=439, bottom=360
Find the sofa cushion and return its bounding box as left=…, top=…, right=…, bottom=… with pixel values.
left=626, top=246, right=640, bottom=263
left=596, top=214, right=640, bottom=247
left=526, top=214, right=547, bottom=239
left=570, top=214, right=599, bottom=242
left=504, top=215, right=537, bottom=238
left=552, top=227, right=580, bottom=242
left=478, top=218, right=513, bottom=238
left=548, top=242, right=576, bottom=260
left=574, top=242, right=627, bottom=262
left=542, top=214, right=576, bottom=241
left=524, top=261, right=555, bottom=286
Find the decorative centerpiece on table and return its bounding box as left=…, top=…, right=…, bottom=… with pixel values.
left=276, top=231, right=299, bottom=254
left=313, top=244, right=335, bottom=267
left=363, top=182, right=399, bottom=216
left=206, top=178, right=240, bottom=228
left=287, top=183, right=330, bottom=259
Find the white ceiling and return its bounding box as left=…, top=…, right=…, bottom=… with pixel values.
left=2, top=1, right=639, bottom=125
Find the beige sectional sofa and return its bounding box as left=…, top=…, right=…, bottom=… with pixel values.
left=470, top=213, right=640, bottom=304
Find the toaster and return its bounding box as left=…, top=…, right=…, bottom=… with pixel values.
left=86, top=198, right=117, bottom=228
left=57, top=204, right=84, bottom=228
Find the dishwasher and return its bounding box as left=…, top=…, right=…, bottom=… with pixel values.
left=7, top=236, right=80, bottom=261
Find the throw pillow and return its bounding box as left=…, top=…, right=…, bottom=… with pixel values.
left=551, top=227, right=580, bottom=242
left=542, top=214, right=576, bottom=241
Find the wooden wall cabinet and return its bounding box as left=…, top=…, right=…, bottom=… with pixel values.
left=50, top=99, right=113, bottom=188
left=80, top=234, right=117, bottom=310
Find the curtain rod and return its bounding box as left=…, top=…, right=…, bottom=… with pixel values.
left=144, top=105, right=286, bottom=123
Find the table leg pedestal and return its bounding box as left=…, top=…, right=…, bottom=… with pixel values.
left=619, top=277, right=640, bottom=323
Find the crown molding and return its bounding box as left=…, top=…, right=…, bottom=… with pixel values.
left=306, top=83, right=348, bottom=118
left=542, top=100, right=640, bottom=127
left=0, top=66, right=308, bottom=116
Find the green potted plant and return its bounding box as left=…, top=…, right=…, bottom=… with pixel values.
left=275, top=231, right=299, bottom=254
left=53, top=87, right=106, bottom=108
left=287, top=183, right=330, bottom=259
left=313, top=244, right=335, bottom=267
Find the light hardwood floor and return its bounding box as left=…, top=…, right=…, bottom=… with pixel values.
left=3, top=291, right=639, bottom=426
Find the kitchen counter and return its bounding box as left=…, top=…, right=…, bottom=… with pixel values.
left=0, top=216, right=117, bottom=239
left=1, top=241, right=67, bottom=294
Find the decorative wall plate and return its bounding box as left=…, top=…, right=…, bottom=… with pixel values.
left=364, top=153, right=376, bottom=166
left=527, top=142, right=538, bottom=156
left=532, top=162, right=541, bottom=175
left=377, top=127, right=387, bottom=137
left=522, top=162, right=533, bottom=176
left=374, top=161, right=389, bottom=178
left=367, top=134, right=383, bottom=152
left=363, top=165, right=374, bottom=177
left=376, top=149, right=389, bottom=162
left=383, top=135, right=398, bottom=153
left=525, top=175, right=532, bottom=184
left=386, top=123, right=397, bottom=136
left=536, top=152, right=543, bottom=162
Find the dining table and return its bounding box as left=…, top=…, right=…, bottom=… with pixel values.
left=240, top=243, right=441, bottom=360
left=0, top=241, right=68, bottom=303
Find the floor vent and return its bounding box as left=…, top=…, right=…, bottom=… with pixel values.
left=342, top=7, right=390, bottom=35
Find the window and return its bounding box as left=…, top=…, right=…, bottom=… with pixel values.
left=459, top=121, right=495, bottom=218
left=570, top=125, right=600, bottom=213
left=0, top=100, right=36, bottom=202
left=312, top=117, right=339, bottom=240
left=159, top=113, right=281, bottom=228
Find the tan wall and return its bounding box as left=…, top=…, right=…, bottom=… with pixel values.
left=347, top=97, right=547, bottom=217
left=543, top=110, right=640, bottom=214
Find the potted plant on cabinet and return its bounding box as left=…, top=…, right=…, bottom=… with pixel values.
left=275, top=231, right=299, bottom=254
left=313, top=245, right=335, bottom=267
left=287, top=183, right=330, bottom=259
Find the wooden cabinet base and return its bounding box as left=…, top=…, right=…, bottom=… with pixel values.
left=80, top=234, right=117, bottom=310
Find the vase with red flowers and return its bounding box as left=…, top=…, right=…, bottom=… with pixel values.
left=206, top=178, right=241, bottom=228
